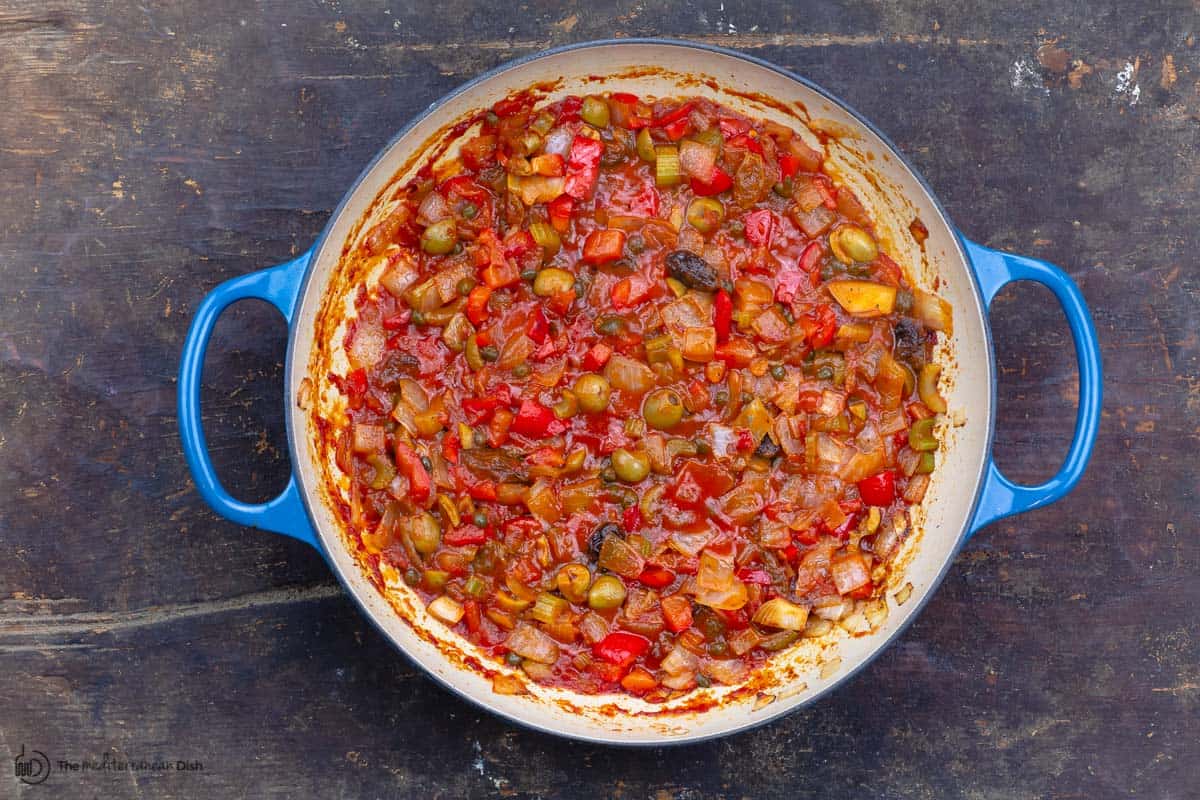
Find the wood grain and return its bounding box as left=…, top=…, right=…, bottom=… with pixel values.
left=1, top=1, right=1196, bottom=797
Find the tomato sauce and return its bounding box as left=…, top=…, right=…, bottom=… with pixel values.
left=325, top=90, right=952, bottom=701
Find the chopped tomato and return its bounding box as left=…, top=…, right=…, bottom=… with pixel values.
left=610, top=273, right=652, bottom=309
left=661, top=595, right=694, bottom=632
left=743, top=209, right=774, bottom=247
left=509, top=399, right=565, bottom=439
left=393, top=441, right=431, bottom=502
left=525, top=306, right=549, bottom=344
left=857, top=470, right=896, bottom=506
left=582, top=342, right=612, bottom=370
left=690, top=166, right=733, bottom=196
left=564, top=136, right=603, bottom=200
left=444, top=525, right=488, bottom=546
left=547, top=194, right=574, bottom=233
left=465, top=285, right=492, bottom=325
left=637, top=564, right=675, bottom=588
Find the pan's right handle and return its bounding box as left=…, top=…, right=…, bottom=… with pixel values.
left=177, top=251, right=320, bottom=550
left=960, top=236, right=1103, bottom=537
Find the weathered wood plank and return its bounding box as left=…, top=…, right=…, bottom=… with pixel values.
left=0, top=0, right=1196, bottom=797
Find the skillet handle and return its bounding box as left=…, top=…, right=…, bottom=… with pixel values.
left=960, top=237, right=1102, bottom=537
left=177, top=251, right=319, bottom=549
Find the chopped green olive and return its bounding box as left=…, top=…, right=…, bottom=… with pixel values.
left=556, top=563, right=592, bottom=604
left=611, top=448, right=651, bottom=483
left=588, top=575, right=627, bottom=609
left=573, top=373, right=612, bottom=413
left=410, top=512, right=441, bottom=554
left=581, top=95, right=611, bottom=128
left=420, top=219, right=457, bottom=255
left=830, top=224, right=878, bottom=264
left=456, top=276, right=476, bottom=296
left=533, top=268, right=575, bottom=297
left=686, top=197, right=725, bottom=234
left=643, top=388, right=685, bottom=430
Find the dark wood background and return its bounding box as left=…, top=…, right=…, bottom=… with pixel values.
left=1, top=1, right=1196, bottom=797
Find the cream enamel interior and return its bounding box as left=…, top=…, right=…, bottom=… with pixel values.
left=286, top=42, right=993, bottom=744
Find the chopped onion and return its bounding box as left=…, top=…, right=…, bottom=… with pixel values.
left=661, top=645, right=700, bottom=675
left=505, top=623, right=560, bottom=664
left=543, top=127, right=573, bottom=157
left=427, top=596, right=465, bottom=625
left=752, top=598, right=811, bottom=631
left=678, top=139, right=718, bottom=180
left=524, top=480, right=562, bottom=524
left=903, top=474, right=931, bottom=504
left=604, top=354, right=656, bottom=396
left=347, top=322, right=385, bottom=370
left=598, top=534, right=646, bottom=579
left=702, top=658, right=749, bottom=686
left=831, top=551, right=871, bottom=595
left=416, top=191, right=451, bottom=226
left=913, top=289, right=953, bottom=334
left=669, top=531, right=712, bottom=557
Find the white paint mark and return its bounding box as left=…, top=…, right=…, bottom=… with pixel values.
left=1009, top=58, right=1049, bottom=95
left=1114, top=60, right=1141, bottom=105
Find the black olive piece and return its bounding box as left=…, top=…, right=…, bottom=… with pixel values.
left=754, top=434, right=781, bottom=460
left=893, top=318, right=925, bottom=366
left=588, top=522, right=622, bottom=560
left=665, top=250, right=719, bottom=291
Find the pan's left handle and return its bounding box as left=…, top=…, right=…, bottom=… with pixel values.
left=177, top=251, right=319, bottom=550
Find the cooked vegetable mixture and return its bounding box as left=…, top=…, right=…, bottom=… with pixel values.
left=328, top=91, right=952, bottom=700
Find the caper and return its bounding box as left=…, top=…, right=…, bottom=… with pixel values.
left=581, top=95, right=611, bottom=129
left=520, top=268, right=538, bottom=282
left=830, top=224, right=878, bottom=264
left=411, top=310, right=427, bottom=326
left=642, top=388, right=685, bottom=430
left=410, top=511, right=441, bottom=554
left=627, top=233, right=646, bottom=254
left=473, top=511, right=488, bottom=528
left=686, top=197, right=725, bottom=235
left=694, top=439, right=712, bottom=456
left=588, top=575, right=627, bottom=610
left=461, top=201, right=478, bottom=219
left=533, top=268, right=575, bottom=297
left=480, top=345, right=499, bottom=362
left=420, top=219, right=457, bottom=255
left=714, top=389, right=729, bottom=406
left=611, top=448, right=650, bottom=483
left=600, top=467, right=617, bottom=483
left=771, top=364, right=787, bottom=380
left=404, top=567, right=421, bottom=586
left=556, top=564, right=592, bottom=604
left=505, top=651, right=522, bottom=666
left=573, top=373, right=612, bottom=414
left=456, top=277, right=476, bottom=296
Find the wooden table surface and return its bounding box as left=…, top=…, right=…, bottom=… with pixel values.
left=2, top=1, right=1196, bottom=797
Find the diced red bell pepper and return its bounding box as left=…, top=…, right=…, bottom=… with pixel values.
left=476, top=229, right=519, bottom=289
left=622, top=504, right=643, bottom=533
left=555, top=95, right=582, bottom=124
left=525, top=306, right=549, bottom=344
left=637, top=564, right=675, bottom=589
left=547, top=289, right=575, bottom=316
left=661, top=595, right=694, bottom=632
left=714, top=289, right=733, bottom=343
left=462, top=396, right=503, bottom=424
left=509, top=399, right=565, bottom=439
left=652, top=102, right=694, bottom=128
left=526, top=446, right=565, bottom=468
left=442, top=433, right=460, bottom=465
left=779, top=153, right=802, bottom=178
left=467, top=480, right=498, bottom=502
left=690, top=166, right=733, bottom=196
left=345, top=368, right=368, bottom=397
left=736, top=429, right=756, bottom=452
left=743, top=209, right=774, bottom=248
left=718, top=116, right=751, bottom=138
left=727, top=133, right=764, bottom=155
left=464, top=599, right=481, bottom=634
left=714, top=608, right=751, bottom=630
left=610, top=274, right=652, bottom=309
left=663, top=117, right=690, bottom=141
left=611, top=91, right=640, bottom=105
left=581, top=228, right=626, bottom=265
left=592, top=631, right=651, bottom=669
left=393, top=441, right=431, bottom=502
left=502, top=229, right=537, bottom=260
left=805, top=304, right=837, bottom=349
left=714, top=338, right=757, bottom=367
left=582, top=342, right=612, bottom=370
left=857, top=470, right=897, bottom=506
left=465, top=285, right=492, bottom=326
left=564, top=136, right=604, bottom=200
left=444, top=525, right=488, bottom=546
left=547, top=194, right=574, bottom=234
left=628, top=182, right=661, bottom=216
left=736, top=568, right=772, bottom=585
